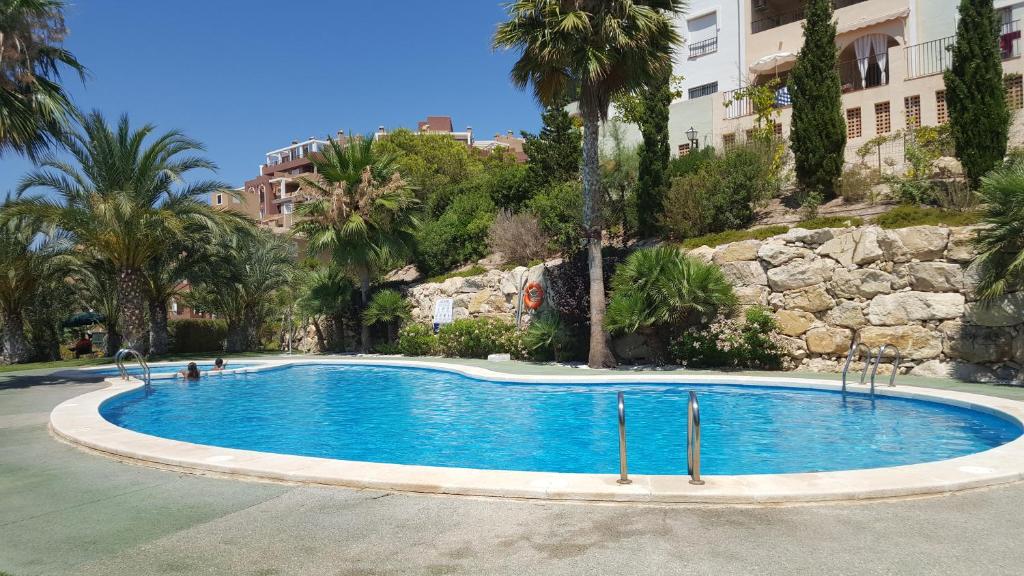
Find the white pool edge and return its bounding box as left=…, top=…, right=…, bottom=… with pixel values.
left=51, top=358, right=1024, bottom=504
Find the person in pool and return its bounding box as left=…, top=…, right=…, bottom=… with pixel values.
left=179, top=362, right=201, bottom=380
left=212, top=358, right=226, bottom=371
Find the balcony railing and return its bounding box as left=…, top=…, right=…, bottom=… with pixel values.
left=751, top=0, right=869, bottom=34
left=839, top=54, right=889, bottom=92
left=689, top=36, right=718, bottom=58
left=905, top=21, right=1020, bottom=80
left=723, top=86, right=793, bottom=119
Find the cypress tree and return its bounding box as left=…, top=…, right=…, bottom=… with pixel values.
left=636, top=66, right=671, bottom=235
left=945, top=0, right=1010, bottom=186
left=788, top=0, right=846, bottom=199
left=522, top=99, right=582, bottom=189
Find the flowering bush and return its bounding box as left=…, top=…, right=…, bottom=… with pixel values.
left=396, top=323, right=437, bottom=357
left=668, top=307, right=785, bottom=370
left=436, top=317, right=527, bottom=359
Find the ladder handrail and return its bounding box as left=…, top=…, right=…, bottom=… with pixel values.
left=870, top=344, right=901, bottom=396
left=114, top=347, right=151, bottom=389
left=842, top=339, right=874, bottom=393
left=616, top=391, right=631, bottom=485
left=687, top=391, right=704, bottom=485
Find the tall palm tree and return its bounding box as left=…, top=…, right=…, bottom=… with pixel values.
left=6, top=111, right=234, bottom=351
left=188, top=230, right=294, bottom=352
left=494, top=0, right=684, bottom=368
left=974, top=162, right=1024, bottom=299
left=0, top=196, right=71, bottom=363
left=0, top=0, right=85, bottom=158
left=293, top=137, right=419, bottom=352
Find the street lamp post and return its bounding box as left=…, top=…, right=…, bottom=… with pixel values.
left=686, top=126, right=699, bottom=151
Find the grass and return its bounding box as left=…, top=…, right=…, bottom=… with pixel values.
left=426, top=265, right=487, bottom=284
left=500, top=259, right=543, bottom=271
left=873, top=205, right=981, bottom=229
left=795, top=215, right=864, bottom=229
left=681, top=225, right=789, bottom=250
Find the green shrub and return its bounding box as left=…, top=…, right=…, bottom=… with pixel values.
left=396, top=323, right=437, bottom=356
left=524, top=312, right=573, bottom=362
left=436, top=317, right=526, bottom=359
left=414, top=187, right=495, bottom=278
left=666, top=146, right=715, bottom=179
left=839, top=164, right=879, bottom=204
left=529, top=180, right=584, bottom=256
left=425, top=265, right=487, bottom=284
left=796, top=215, right=864, bottom=229
left=168, top=319, right=227, bottom=353
left=874, top=205, right=980, bottom=229
left=668, top=307, right=785, bottom=369
left=680, top=225, right=789, bottom=249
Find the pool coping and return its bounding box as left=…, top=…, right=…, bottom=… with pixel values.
left=50, top=358, right=1024, bottom=504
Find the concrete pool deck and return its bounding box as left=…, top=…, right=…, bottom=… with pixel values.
left=50, top=357, right=1024, bottom=504
left=4, top=359, right=1024, bottom=575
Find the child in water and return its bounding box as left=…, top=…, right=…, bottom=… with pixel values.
left=179, top=362, right=201, bottom=380
left=213, top=358, right=226, bottom=371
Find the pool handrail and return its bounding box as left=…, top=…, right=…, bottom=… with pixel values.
left=869, top=344, right=901, bottom=396
left=617, top=391, right=631, bottom=485
left=841, top=338, right=874, bottom=393
left=114, top=348, right=151, bottom=389
left=687, top=391, right=704, bottom=485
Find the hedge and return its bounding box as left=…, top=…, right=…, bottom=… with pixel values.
left=168, top=319, right=227, bottom=353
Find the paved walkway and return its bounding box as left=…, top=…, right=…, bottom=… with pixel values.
left=3, top=362, right=1024, bottom=575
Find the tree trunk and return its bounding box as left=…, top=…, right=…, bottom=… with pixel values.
left=103, top=327, right=122, bottom=358
left=243, top=308, right=261, bottom=351
left=148, top=299, right=169, bottom=356
left=117, top=268, right=147, bottom=352
left=330, top=312, right=347, bottom=352
left=1, top=309, right=32, bottom=364
left=358, top=269, right=371, bottom=352
left=225, top=321, right=246, bottom=353
left=581, top=104, right=617, bottom=368
left=312, top=317, right=328, bottom=352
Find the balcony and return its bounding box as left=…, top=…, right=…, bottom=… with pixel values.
left=689, top=36, right=718, bottom=58
left=751, top=0, right=871, bottom=34
left=905, top=20, right=1020, bottom=80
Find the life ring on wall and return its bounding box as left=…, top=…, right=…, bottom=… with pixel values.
left=523, top=282, right=545, bottom=310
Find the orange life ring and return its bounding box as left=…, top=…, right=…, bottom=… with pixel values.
left=523, top=282, right=544, bottom=310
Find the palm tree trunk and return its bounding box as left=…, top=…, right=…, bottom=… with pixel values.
left=1, top=309, right=32, bottom=364
left=243, top=308, right=261, bottom=351
left=148, top=299, right=169, bottom=356
left=358, top=269, right=371, bottom=352
left=225, top=320, right=246, bottom=353
left=103, top=327, right=122, bottom=358
left=581, top=104, right=617, bottom=369
left=117, top=268, right=147, bottom=352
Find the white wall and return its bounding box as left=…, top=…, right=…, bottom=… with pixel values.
left=674, top=0, right=745, bottom=101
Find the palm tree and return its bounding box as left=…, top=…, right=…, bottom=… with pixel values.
left=188, top=230, right=294, bottom=352
left=605, top=246, right=736, bottom=361
left=494, top=0, right=684, bottom=368
left=974, top=162, right=1024, bottom=299
left=363, top=289, right=411, bottom=346
left=69, top=256, right=122, bottom=357
left=293, top=137, right=419, bottom=352
left=297, top=264, right=356, bottom=352
left=1, top=0, right=85, bottom=158
left=6, top=111, right=234, bottom=351
left=0, top=196, right=71, bottom=363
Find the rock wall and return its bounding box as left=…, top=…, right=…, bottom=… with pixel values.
left=406, top=263, right=549, bottom=326
left=687, top=225, right=1024, bottom=383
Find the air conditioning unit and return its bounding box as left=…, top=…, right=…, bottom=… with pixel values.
left=754, top=0, right=768, bottom=11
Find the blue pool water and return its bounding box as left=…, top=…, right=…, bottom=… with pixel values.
left=99, top=364, right=1022, bottom=475
left=89, top=362, right=256, bottom=377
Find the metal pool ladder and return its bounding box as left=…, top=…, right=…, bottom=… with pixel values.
left=869, top=344, right=902, bottom=397
left=841, top=338, right=874, bottom=393
left=115, top=348, right=151, bottom=389
left=687, top=391, right=704, bottom=485
left=616, top=391, right=631, bottom=485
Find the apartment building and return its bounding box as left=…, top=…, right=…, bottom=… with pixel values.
left=607, top=0, right=1024, bottom=163
left=376, top=115, right=528, bottom=161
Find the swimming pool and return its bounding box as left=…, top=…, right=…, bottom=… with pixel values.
left=86, top=362, right=258, bottom=378
left=99, top=363, right=1022, bottom=476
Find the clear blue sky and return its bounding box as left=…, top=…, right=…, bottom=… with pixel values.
left=0, top=0, right=542, bottom=196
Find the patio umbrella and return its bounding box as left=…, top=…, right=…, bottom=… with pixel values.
left=64, top=311, right=105, bottom=328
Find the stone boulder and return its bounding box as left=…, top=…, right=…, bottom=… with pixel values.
left=775, top=310, right=816, bottom=336
left=781, top=227, right=840, bottom=247
left=816, top=227, right=884, bottom=267
left=757, top=242, right=813, bottom=266
left=940, top=320, right=1014, bottom=363
left=825, top=300, right=867, bottom=329
left=767, top=258, right=831, bottom=292
left=878, top=226, right=949, bottom=262
left=866, top=292, right=965, bottom=325
left=907, top=262, right=964, bottom=292
left=831, top=268, right=895, bottom=299
left=782, top=285, right=835, bottom=313
left=720, top=260, right=768, bottom=286
left=909, top=359, right=953, bottom=378
left=777, top=335, right=808, bottom=361
left=713, top=240, right=761, bottom=264
left=735, top=285, right=770, bottom=307
left=963, top=292, right=1024, bottom=327
left=859, top=325, right=943, bottom=360
left=686, top=245, right=715, bottom=264
left=1015, top=331, right=1024, bottom=362
left=945, top=226, right=979, bottom=263
left=805, top=327, right=853, bottom=355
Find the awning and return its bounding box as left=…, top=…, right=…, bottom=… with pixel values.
left=837, top=8, right=910, bottom=36
left=749, top=52, right=797, bottom=74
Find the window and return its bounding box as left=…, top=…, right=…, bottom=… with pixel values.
left=936, top=90, right=948, bottom=124
left=1005, top=74, right=1023, bottom=109
left=875, top=101, right=891, bottom=134
left=688, top=81, right=719, bottom=100
left=171, top=300, right=179, bottom=314
left=259, top=185, right=265, bottom=203
left=687, top=12, right=718, bottom=58
left=773, top=122, right=783, bottom=136
left=745, top=128, right=755, bottom=141
left=904, top=95, right=921, bottom=129
left=722, top=133, right=736, bottom=148
left=678, top=143, right=691, bottom=156
left=215, top=193, right=223, bottom=205
left=846, top=107, right=862, bottom=139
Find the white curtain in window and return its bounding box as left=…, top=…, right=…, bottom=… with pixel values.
left=870, top=34, right=889, bottom=85
left=853, top=35, right=873, bottom=87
